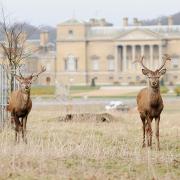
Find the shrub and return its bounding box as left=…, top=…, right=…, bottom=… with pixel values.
left=160, top=86, right=169, bottom=94
left=129, top=81, right=135, bottom=85
left=140, top=80, right=146, bottom=85
left=174, top=86, right=180, bottom=96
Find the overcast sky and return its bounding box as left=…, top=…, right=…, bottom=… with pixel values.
left=1, top=0, right=180, bottom=27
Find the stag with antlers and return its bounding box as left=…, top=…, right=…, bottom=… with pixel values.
left=7, top=66, right=46, bottom=144
left=135, top=54, right=171, bottom=150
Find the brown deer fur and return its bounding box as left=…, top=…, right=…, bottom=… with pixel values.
left=7, top=66, right=46, bottom=143
left=8, top=87, right=32, bottom=143
left=136, top=55, right=171, bottom=150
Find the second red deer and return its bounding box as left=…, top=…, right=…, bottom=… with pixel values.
left=135, top=54, right=171, bottom=150
left=7, top=66, right=46, bottom=143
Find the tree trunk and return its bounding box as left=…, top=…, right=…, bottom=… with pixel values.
left=10, top=65, right=16, bottom=93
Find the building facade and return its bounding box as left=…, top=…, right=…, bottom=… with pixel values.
left=25, top=31, right=56, bottom=86
left=0, top=30, right=56, bottom=86
left=56, top=17, right=180, bottom=85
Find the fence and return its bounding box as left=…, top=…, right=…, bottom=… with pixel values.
left=0, top=65, right=20, bottom=126
left=0, top=65, right=8, bottom=126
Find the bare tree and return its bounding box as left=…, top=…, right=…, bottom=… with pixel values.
left=0, top=8, right=39, bottom=92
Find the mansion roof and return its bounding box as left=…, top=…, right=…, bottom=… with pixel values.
left=60, top=18, right=86, bottom=25
left=87, top=25, right=180, bottom=40
left=58, top=18, right=180, bottom=40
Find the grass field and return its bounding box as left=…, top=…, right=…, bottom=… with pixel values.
left=0, top=101, right=179, bottom=179
left=31, top=85, right=177, bottom=99
left=31, top=86, right=55, bottom=95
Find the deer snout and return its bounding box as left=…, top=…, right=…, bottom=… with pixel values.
left=151, top=81, right=159, bottom=88
left=25, top=85, right=29, bottom=89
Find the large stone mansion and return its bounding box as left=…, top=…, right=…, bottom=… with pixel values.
left=56, top=17, right=180, bottom=85
left=1, top=16, right=180, bottom=86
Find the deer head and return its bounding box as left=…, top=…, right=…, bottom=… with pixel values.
left=135, top=54, right=171, bottom=89
left=15, top=66, right=46, bottom=93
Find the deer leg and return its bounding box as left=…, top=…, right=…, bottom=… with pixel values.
left=145, top=121, right=149, bottom=146
left=17, top=123, right=21, bottom=144
left=15, top=130, right=17, bottom=143
left=22, top=116, right=28, bottom=144
left=14, top=115, right=21, bottom=144
left=150, top=118, right=153, bottom=147
left=155, top=116, right=160, bottom=150
left=11, top=113, right=15, bottom=129
left=140, top=115, right=146, bottom=148
left=14, top=116, right=18, bottom=143
left=149, top=120, right=152, bottom=148
left=21, top=117, right=25, bottom=142
left=146, top=116, right=152, bottom=148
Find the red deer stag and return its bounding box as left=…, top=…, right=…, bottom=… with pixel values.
left=135, top=54, right=171, bottom=150
left=7, top=66, right=46, bottom=143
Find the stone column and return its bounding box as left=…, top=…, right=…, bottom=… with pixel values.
left=150, top=45, right=153, bottom=69
left=114, top=45, right=118, bottom=79
left=132, top=45, right=136, bottom=70
left=140, top=45, right=145, bottom=70
left=123, top=45, right=127, bottom=72
left=159, top=44, right=162, bottom=67
left=141, top=45, right=144, bottom=57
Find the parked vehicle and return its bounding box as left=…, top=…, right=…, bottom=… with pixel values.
left=105, top=101, right=129, bottom=111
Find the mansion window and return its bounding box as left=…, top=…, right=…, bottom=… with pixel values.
left=68, top=30, right=74, bottom=36
left=46, top=63, right=51, bottom=72
left=65, top=55, right=77, bottom=71
left=92, top=59, right=99, bottom=71
left=172, top=57, right=179, bottom=69
left=107, top=55, right=114, bottom=71
left=91, top=55, right=99, bottom=71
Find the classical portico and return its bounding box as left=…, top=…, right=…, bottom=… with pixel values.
left=114, top=28, right=164, bottom=79
left=114, top=44, right=163, bottom=72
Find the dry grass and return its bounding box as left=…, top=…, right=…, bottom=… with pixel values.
left=0, top=102, right=179, bottom=180
left=71, top=88, right=139, bottom=97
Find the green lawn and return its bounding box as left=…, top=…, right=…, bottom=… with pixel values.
left=31, top=85, right=100, bottom=96
left=70, top=85, right=100, bottom=94
left=31, top=85, right=178, bottom=99
left=31, top=86, right=55, bottom=95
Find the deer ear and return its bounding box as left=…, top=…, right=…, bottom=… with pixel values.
left=159, top=69, right=166, bottom=76
left=15, top=75, right=22, bottom=82
left=142, top=69, right=149, bottom=76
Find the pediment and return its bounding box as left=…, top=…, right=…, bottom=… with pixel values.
left=117, top=28, right=162, bottom=41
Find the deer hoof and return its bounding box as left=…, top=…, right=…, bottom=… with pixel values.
left=142, top=144, right=146, bottom=148
left=24, top=138, right=28, bottom=144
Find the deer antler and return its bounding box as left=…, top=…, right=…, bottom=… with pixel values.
left=133, top=56, right=151, bottom=71
left=158, top=54, right=171, bottom=71
left=17, top=65, right=23, bottom=78
left=31, top=66, right=46, bottom=78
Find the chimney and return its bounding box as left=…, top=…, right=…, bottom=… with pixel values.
left=90, top=18, right=95, bottom=24
left=100, top=18, right=106, bottom=26
left=168, top=16, right=173, bottom=26
left=123, top=17, right=128, bottom=27
left=158, top=19, right=161, bottom=26
left=137, top=21, right=142, bottom=26
left=40, top=31, right=49, bottom=47
left=133, top=18, right=138, bottom=26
